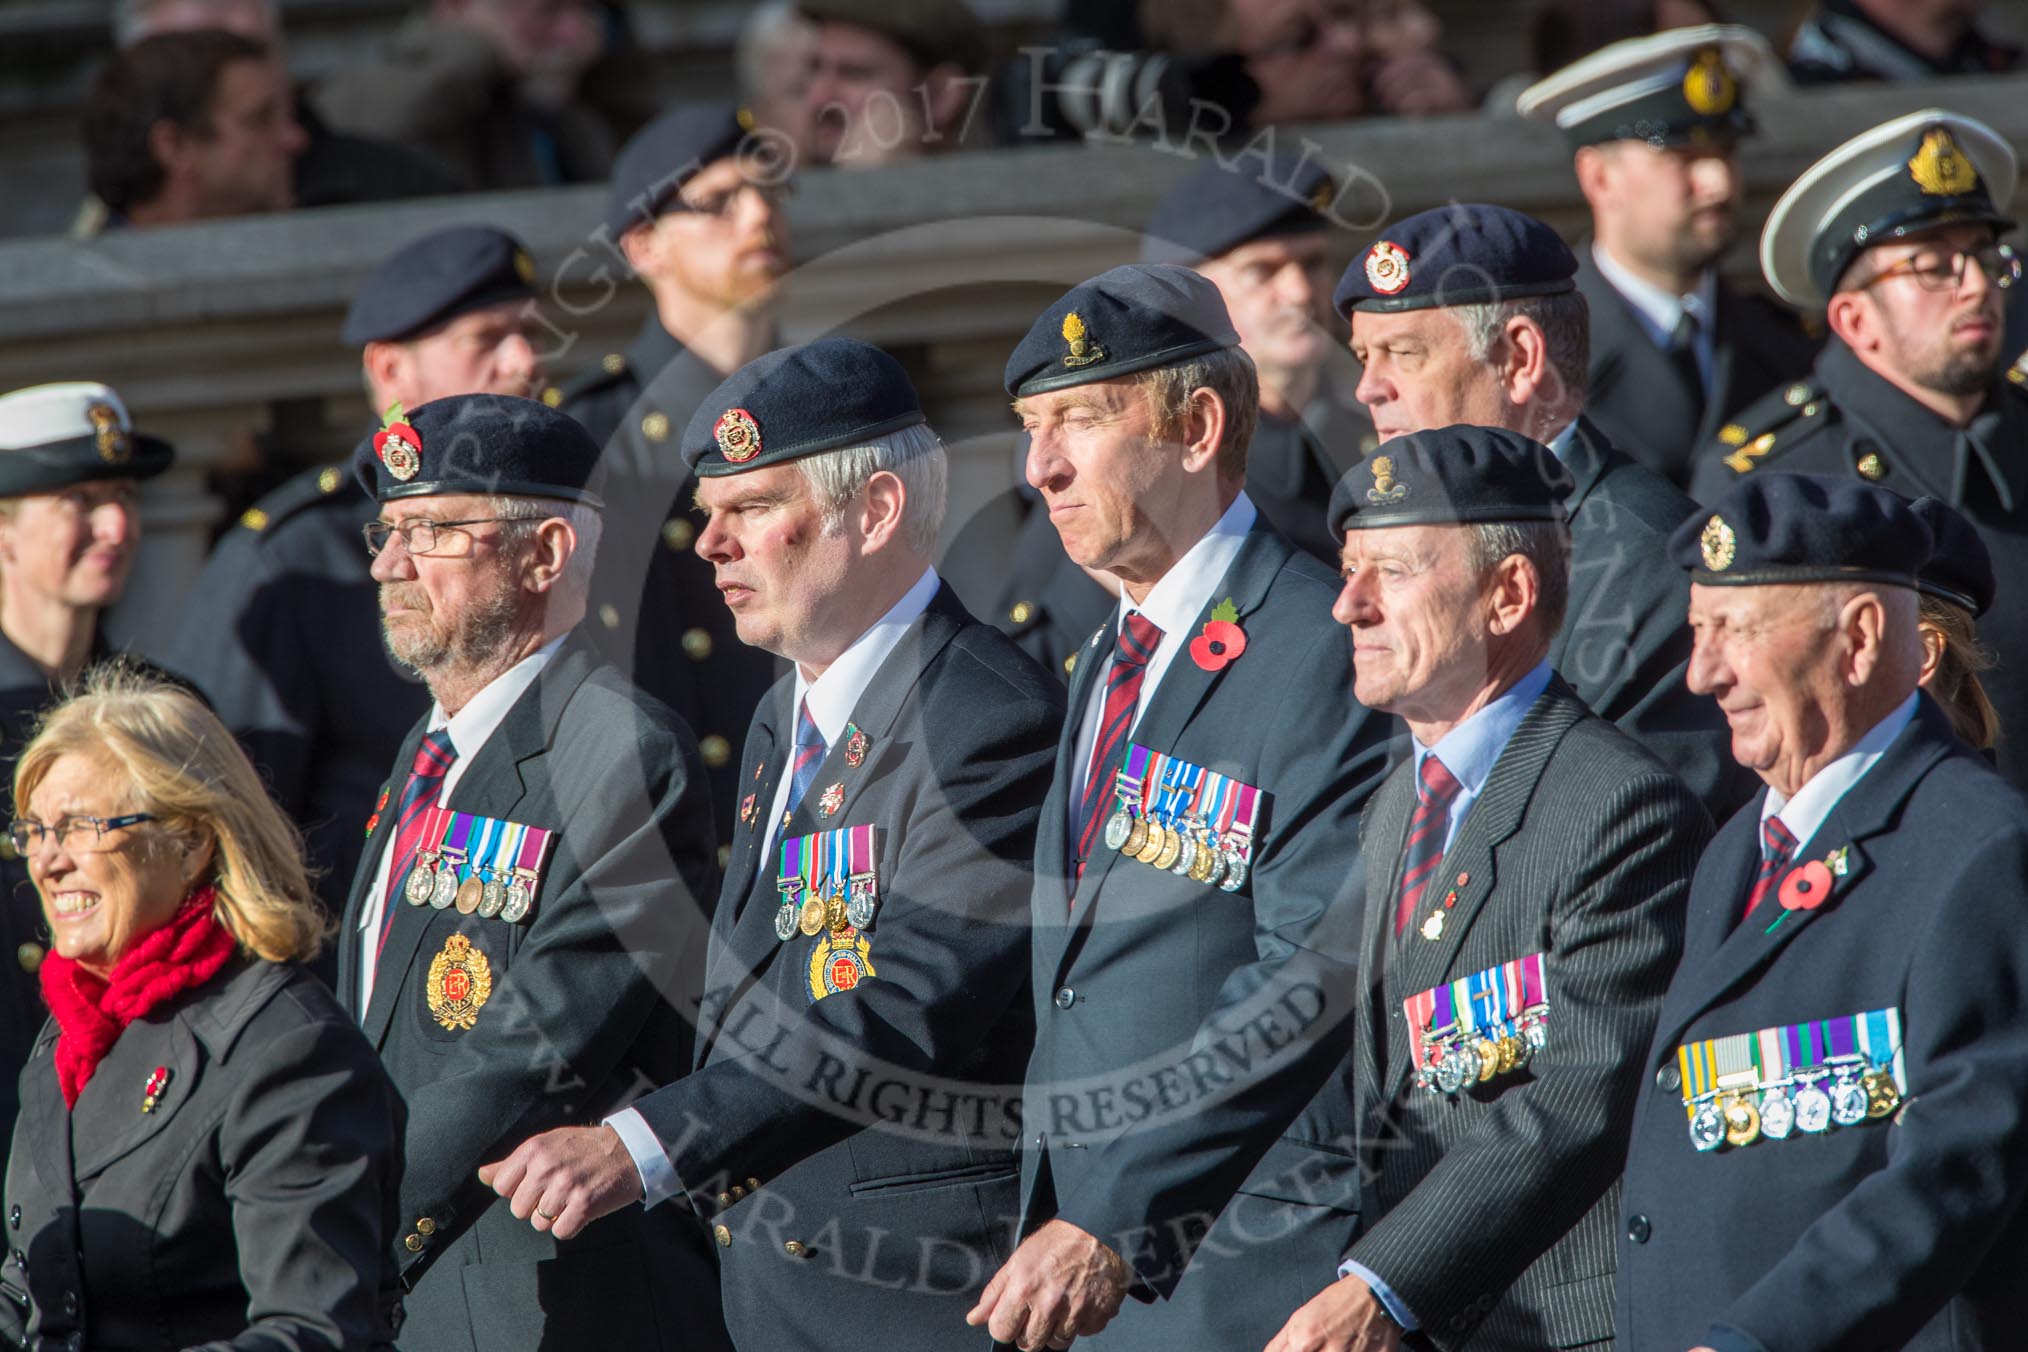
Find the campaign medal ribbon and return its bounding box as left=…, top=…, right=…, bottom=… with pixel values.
left=842, top=825, right=879, bottom=929
left=1164, top=761, right=1206, bottom=876
left=1677, top=1007, right=1906, bottom=1153
left=477, top=819, right=520, bottom=919
left=1110, top=745, right=1155, bottom=858
left=1405, top=954, right=1548, bottom=1095
left=402, top=803, right=450, bottom=907
left=1218, top=782, right=1261, bottom=893
left=775, top=833, right=806, bottom=942
left=499, top=821, right=554, bottom=924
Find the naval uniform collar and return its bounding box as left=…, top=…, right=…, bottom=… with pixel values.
left=1819, top=340, right=2027, bottom=511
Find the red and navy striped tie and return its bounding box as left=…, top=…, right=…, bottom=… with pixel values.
left=1740, top=817, right=1799, bottom=925
left=1074, top=611, right=1164, bottom=881
left=375, top=727, right=457, bottom=960
left=786, top=700, right=826, bottom=817
left=1393, top=754, right=1462, bottom=937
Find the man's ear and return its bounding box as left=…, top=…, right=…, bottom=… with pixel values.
left=1484, top=554, right=1541, bottom=638
left=1825, top=289, right=1870, bottom=352
left=857, top=470, right=908, bottom=553
left=146, top=119, right=189, bottom=183
left=1842, top=590, right=1889, bottom=686
left=523, top=517, right=577, bottom=594
left=617, top=221, right=659, bottom=277
left=1176, top=388, right=1229, bottom=476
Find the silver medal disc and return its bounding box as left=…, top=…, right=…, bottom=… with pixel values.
left=1217, top=844, right=1248, bottom=893
left=478, top=878, right=506, bottom=919
left=1689, top=1101, right=1727, bottom=1152
left=1102, top=808, right=1133, bottom=852
left=1169, top=832, right=1197, bottom=876
left=846, top=889, right=876, bottom=930
left=1830, top=1079, right=1870, bottom=1127
left=1794, top=1084, right=1833, bottom=1134
left=774, top=904, right=797, bottom=941
left=404, top=856, right=437, bottom=906
left=1759, top=1088, right=1796, bottom=1140
left=1434, top=1048, right=1465, bottom=1094
left=429, top=866, right=459, bottom=910
left=500, top=880, right=532, bottom=924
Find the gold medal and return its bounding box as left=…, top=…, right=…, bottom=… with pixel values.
left=1723, top=1093, right=1762, bottom=1147
left=455, top=875, right=483, bottom=915
left=1475, top=1037, right=1501, bottom=1082
left=1188, top=833, right=1220, bottom=884
left=826, top=891, right=848, bottom=935
left=1133, top=819, right=1165, bottom=863
left=1121, top=815, right=1149, bottom=857
left=798, top=894, right=826, bottom=937
left=1496, top=1037, right=1520, bottom=1075
left=1151, top=826, right=1182, bottom=871
left=1862, top=1068, right=1901, bottom=1118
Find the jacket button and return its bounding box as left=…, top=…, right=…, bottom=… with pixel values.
left=1626, top=1214, right=1651, bottom=1244
left=682, top=628, right=713, bottom=661
left=716, top=1192, right=732, bottom=1208
left=63, top=1293, right=77, bottom=1317
left=745, top=1177, right=760, bottom=1191
left=8, top=1205, right=18, bottom=1230
left=729, top=1184, right=746, bottom=1201
left=415, top=1217, right=435, bottom=1236
left=661, top=518, right=695, bottom=552
left=1656, top=1064, right=1681, bottom=1093
left=700, top=735, right=731, bottom=769
left=404, top=1234, right=424, bottom=1252
left=713, top=1224, right=732, bottom=1248
left=15, top=943, right=40, bottom=973
left=1009, top=601, right=1034, bottom=625
left=1054, top=987, right=1076, bottom=1010
left=784, top=1240, right=808, bottom=1257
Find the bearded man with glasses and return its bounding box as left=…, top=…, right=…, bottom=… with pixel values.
left=1690, top=108, right=2028, bottom=788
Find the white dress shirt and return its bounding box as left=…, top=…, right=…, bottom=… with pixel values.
left=354, top=635, right=566, bottom=1014
left=609, top=566, right=941, bottom=1207
left=1065, top=493, right=1258, bottom=837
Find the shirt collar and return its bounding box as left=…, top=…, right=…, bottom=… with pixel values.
left=1413, top=659, right=1553, bottom=795
left=792, top=567, right=941, bottom=745
left=1117, top=493, right=1258, bottom=635
left=1761, top=691, right=1919, bottom=850
left=1590, top=241, right=1716, bottom=341
left=430, top=634, right=569, bottom=753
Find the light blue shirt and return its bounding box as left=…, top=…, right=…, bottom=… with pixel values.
left=1338, top=658, right=1554, bottom=1330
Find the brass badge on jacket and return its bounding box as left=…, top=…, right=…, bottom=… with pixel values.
left=426, top=933, right=493, bottom=1030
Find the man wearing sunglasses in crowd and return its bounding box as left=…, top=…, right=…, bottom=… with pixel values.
left=561, top=103, right=790, bottom=855
left=1690, top=108, right=2028, bottom=789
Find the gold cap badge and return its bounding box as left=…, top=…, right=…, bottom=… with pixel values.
left=86, top=402, right=131, bottom=465
left=513, top=250, right=536, bottom=286
left=426, top=933, right=493, bottom=1031
left=1310, top=177, right=1337, bottom=214
left=1681, top=48, right=1737, bottom=118
left=1365, top=240, right=1411, bottom=296
left=1700, top=515, right=1737, bottom=572
left=714, top=407, right=762, bottom=462
left=1366, top=454, right=1409, bottom=505
left=1061, top=311, right=1105, bottom=369
left=1910, top=128, right=1979, bottom=197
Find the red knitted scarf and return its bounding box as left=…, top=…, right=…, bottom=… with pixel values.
left=38, top=885, right=237, bottom=1108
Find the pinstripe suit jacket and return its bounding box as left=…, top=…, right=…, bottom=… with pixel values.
left=1346, top=677, right=1709, bottom=1350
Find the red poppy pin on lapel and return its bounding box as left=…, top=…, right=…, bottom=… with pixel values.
left=1189, top=598, right=1248, bottom=673
left=1766, top=846, right=1849, bottom=934
left=142, top=1065, right=171, bottom=1114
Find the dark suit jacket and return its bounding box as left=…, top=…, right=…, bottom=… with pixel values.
left=1577, top=252, right=1819, bottom=488
left=1345, top=677, right=1707, bottom=1350
left=1558, top=417, right=1753, bottom=821
left=336, top=632, right=728, bottom=1352
left=1, top=958, right=402, bottom=1351
left=1616, top=697, right=2028, bottom=1352
left=1019, top=521, right=1392, bottom=1317
left=161, top=465, right=426, bottom=937
left=630, top=583, right=1062, bottom=1349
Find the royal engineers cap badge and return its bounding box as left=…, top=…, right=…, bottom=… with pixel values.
left=426, top=932, right=493, bottom=1031
left=1364, top=240, right=1412, bottom=295
left=374, top=402, right=422, bottom=482
left=714, top=407, right=762, bottom=463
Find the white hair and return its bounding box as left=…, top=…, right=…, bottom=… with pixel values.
left=795, top=422, right=949, bottom=555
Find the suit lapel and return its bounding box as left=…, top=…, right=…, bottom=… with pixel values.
left=19, top=1028, right=73, bottom=1204
left=1355, top=763, right=1416, bottom=1109
left=339, top=717, right=428, bottom=1022
left=724, top=687, right=789, bottom=928
left=1066, top=525, right=1293, bottom=928
left=1653, top=703, right=1949, bottom=1049
left=1382, top=684, right=1584, bottom=1101
left=359, top=637, right=597, bottom=1049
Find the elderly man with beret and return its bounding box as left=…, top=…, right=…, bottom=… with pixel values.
left=1336, top=202, right=1749, bottom=821
left=969, top=264, right=1390, bottom=1351
left=1266, top=428, right=1708, bottom=1352
left=480, top=338, right=1063, bottom=1348
left=0, top=382, right=171, bottom=1137
left=337, top=394, right=727, bottom=1351
left=166, top=224, right=547, bottom=932
left=1690, top=108, right=2028, bottom=789
left=990, top=148, right=1372, bottom=678
left=1616, top=473, right=2028, bottom=1352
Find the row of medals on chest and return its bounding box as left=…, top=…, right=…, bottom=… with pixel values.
left=1103, top=792, right=1249, bottom=892
left=1688, top=1056, right=1902, bottom=1152
left=1416, top=1006, right=1550, bottom=1096
left=404, top=847, right=536, bottom=923
left=775, top=874, right=877, bottom=943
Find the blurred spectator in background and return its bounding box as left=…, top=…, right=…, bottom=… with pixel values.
left=313, top=0, right=617, bottom=189
left=98, top=0, right=453, bottom=228
left=1486, top=0, right=1724, bottom=112
left=1788, top=0, right=2020, bottom=82
left=81, top=30, right=305, bottom=230
left=791, top=0, right=990, bottom=167
left=736, top=1, right=820, bottom=163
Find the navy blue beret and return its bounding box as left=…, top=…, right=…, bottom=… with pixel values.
left=1909, top=496, right=1994, bottom=616
left=340, top=226, right=537, bottom=347
left=681, top=339, right=926, bottom=479
left=1333, top=204, right=1577, bottom=317
left=353, top=394, right=604, bottom=507
left=607, top=102, right=757, bottom=241
left=1673, top=473, right=1931, bottom=588
left=1142, top=149, right=1340, bottom=266
left=1005, top=264, right=1240, bottom=399
left=1327, top=425, right=1570, bottom=536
